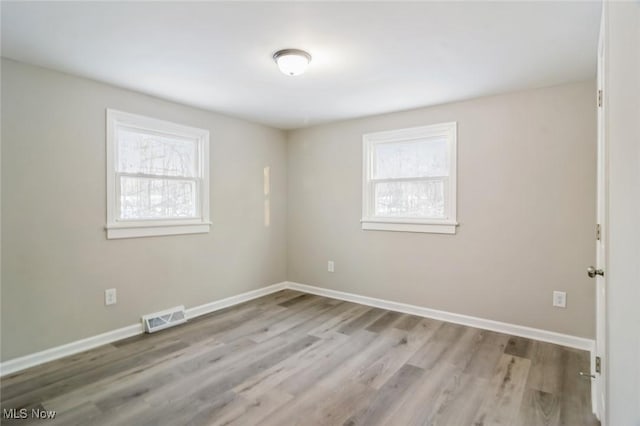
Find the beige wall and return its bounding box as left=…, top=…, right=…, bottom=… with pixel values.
left=1, top=59, right=288, bottom=361
left=1, top=58, right=598, bottom=363
left=605, top=2, right=640, bottom=424
left=287, top=81, right=596, bottom=338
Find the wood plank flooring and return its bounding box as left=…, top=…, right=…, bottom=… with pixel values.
left=0, top=290, right=599, bottom=425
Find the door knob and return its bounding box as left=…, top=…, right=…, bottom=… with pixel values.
left=587, top=266, right=604, bottom=278
left=579, top=371, right=596, bottom=379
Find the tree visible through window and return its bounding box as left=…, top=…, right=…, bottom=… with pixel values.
left=118, top=129, right=198, bottom=220
left=362, top=123, right=458, bottom=234
left=106, top=110, right=210, bottom=239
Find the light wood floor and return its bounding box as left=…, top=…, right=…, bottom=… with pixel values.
left=1, top=290, right=598, bottom=426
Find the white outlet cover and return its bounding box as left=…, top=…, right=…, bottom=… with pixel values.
left=553, top=291, right=566, bottom=308
left=328, top=261, right=335, bottom=273
left=105, top=288, right=117, bottom=306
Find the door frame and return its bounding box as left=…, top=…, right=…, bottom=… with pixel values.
left=593, top=2, right=608, bottom=421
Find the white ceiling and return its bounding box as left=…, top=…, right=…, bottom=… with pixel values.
left=1, top=2, right=601, bottom=130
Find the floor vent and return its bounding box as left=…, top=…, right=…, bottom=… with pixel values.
left=142, top=305, right=187, bottom=333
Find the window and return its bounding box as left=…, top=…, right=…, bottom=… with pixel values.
left=106, top=109, right=210, bottom=239
left=362, top=122, right=457, bottom=234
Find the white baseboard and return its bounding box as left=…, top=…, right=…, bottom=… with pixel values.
left=0, top=280, right=594, bottom=377
left=286, top=281, right=595, bottom=352
left=185, top=282, right=287, bottom=319
left=0, top=324, right=143, bottom=378
left=0, top=282, right=287, bottom=377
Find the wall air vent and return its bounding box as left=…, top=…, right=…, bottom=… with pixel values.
left=142, top=305, right=187, bottom=333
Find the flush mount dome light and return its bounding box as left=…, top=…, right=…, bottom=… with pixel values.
left=273, top=49, right=312, bottom=76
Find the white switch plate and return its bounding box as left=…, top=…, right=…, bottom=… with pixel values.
left=553, top=291, right=566, bottom=308
left=105, top=288, right=117, bottom=306
left=327, top=261, right=335, bottom=273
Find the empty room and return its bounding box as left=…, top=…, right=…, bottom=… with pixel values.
left=1, top=1, right=638, bottom=425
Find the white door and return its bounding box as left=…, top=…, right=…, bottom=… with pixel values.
left=592, top=5, right=607, bottom=421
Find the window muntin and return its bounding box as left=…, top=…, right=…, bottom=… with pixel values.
left=362, top=123, right=457, bottom=234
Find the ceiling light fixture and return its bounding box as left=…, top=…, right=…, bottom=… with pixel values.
left=273, top=49, right=312, bottom=76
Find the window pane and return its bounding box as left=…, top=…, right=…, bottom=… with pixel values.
left=374, top=137, right=448, bottom=179
left=375, top=180, right=446, bottom=218
left=119, top=176, right=197, bottom=220
left=117, top=128, right=197, bottom=177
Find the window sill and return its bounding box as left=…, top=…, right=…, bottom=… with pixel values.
left=105, top=222, right=211, bottom=239
left=361, top=220, right=457, bottom=234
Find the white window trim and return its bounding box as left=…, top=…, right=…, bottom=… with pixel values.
left=362, top=122, right=458, bottom=234
left=106, top=109, right=211, bottom=239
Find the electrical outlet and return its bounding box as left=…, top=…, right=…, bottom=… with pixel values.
left=327, top=261, right=335, bottom=273
left=105, top=288, right=117, bottom=306
left=553, top=291, right=566, bottom=308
